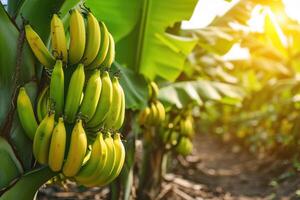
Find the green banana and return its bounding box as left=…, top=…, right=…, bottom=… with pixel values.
left=82, top=12, right=101, bottom=66
left=79, top=70, right=102, bottom=122
left=103, top=77, right=122, bottom=129
left=50, top=60, right=64, bottom=117
left=33, top=112, right=55, bottom=164
left=175, top=137, right=193, bottom=156
left=51, top=14, right=68, bottom=63
left=25, top=25, right=55, bottom=68
left=48, top=117, right=66, bottom=172
left=0, top=137, right=23, bottom=190
left=98, top=133, right=125, bottom=186
left=37, top=86, right=50, bottom=122
left=17, top=87, right=38, bottom=140
left=83, top=132, right=116, bottom=187
left=87, top=71, right=112, bottom=128
left=75, top=132, right=107, bottom=184
left=101, top=33, right=115, bottom=68
left=87, top=21, right=110, bottom=69
left=63, top=119, right=87, bottom=177
left=68, top=9, right=86, bottom=65
left=64, top=63, right=85, bottom=123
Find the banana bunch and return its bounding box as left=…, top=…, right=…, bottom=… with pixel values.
left=138, top=82, right=165, bottom=126
left=16, top=9, right=126, bottom=187
left=158, top=111, right=194, bottom=156
left=25, top=9, right=115, bottom=68
left=75, top=132, right=125, bottom=187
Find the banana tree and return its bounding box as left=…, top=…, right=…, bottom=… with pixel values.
left=0, top=0, right=199, bottom=199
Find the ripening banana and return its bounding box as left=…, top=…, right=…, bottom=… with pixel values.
left=37, top=86, right=50, bottom=122
left=98, top=133, right=125, bottom=186
left=79, top=70, right=102, bottom=121
left=154, top=100, right=165, bottom=122
left=168, top=131, right=179, bottom=146
left=82, top=12, right=101, bottom=66
left=25, top=25, right=55, bottom=68
left=50, top=60, right=64, bottom=117
left=69, top=9, right=86, bottom=65
left=48, top=117, right=66, bottom=172
left=180, top=117, right=194, bottom=138
left=33, top=112, right=55, bottom=164
left=63, top=119, right=87, bottom=177
left=87, top=21, right=110, bottom=69
left=64, top=64, right=85, bottom=123
left=113, top=85, right=125, bottom=130
left=103, top=77, right=122, bottom=129
left=175, top=137, right=193, bottom=156
left=83, top=132, right=116, bottom=187
left=138, top=107, right=151, bottom=125
left=149, top=81, right=159, bottom=100
left=87, top=71, right=112, bottom=128
left=17, top=87, right=38, bottom=140
left=101, top=33, right=115, bottom=68
left=51, top=14, right=68, bottom=63
left=149, top=102, right=159, bottom=125
left=75, top=133, right=108, bottom=184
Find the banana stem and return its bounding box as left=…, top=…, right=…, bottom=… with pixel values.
left=137, top=127, right=164, bottom=200
left=1, top=167, right=56, bottom=200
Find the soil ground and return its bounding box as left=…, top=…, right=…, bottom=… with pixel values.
left=38, top=133, right=300, bottom=199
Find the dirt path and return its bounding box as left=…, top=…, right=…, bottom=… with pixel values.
left=166, top=133, right=300, bottom=200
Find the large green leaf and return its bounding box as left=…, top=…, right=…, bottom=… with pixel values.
left=112, top=62, right=148, bottom=110
left=85, top=0, right=142, bottom=43
left=87, top=0, right=198, bottom=81
left=0, top=4, right=35, bottom=131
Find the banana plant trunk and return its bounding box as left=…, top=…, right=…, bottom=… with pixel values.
left=137, top=128, right=164, bottom=200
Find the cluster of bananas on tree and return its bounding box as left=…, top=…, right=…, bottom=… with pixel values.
left=138, top=82, right=166, bottom=126
left=16, top=9, right=126, bottom=187
left=159, top=112, right=194, bottom=156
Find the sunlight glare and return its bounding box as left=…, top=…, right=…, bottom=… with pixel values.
left=283, top=0, right=300, bottom=23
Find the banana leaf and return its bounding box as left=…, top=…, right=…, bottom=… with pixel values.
left=86, top=0, right=198, bottom=81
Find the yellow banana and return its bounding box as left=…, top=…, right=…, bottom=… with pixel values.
left=75, top=133, right=107, bottom=184
left=82, top=12, right=101, bottom=66
left=33, top=112, right=55, bottom=164
left=98, top=133, right=125, bottom=186
left=155, top=100, right=165, bottom=122
left=79, top=70, right=102, bottom=122
left=87, top=71, right=112, bottom=128
left=48, top=117, right=66, bottom=172
left=37, top=86, right=50, bottom=122
left=83, top=132, right=116, bottom=187
left=64, top=63, right=85, bottom=123
left=103, top=77, right=122, bottom=129
left=87, top=21, right=110, bottom=69
left=138, top=107, right=151, bottom=125
left=50, top=60, right=64, bottom=117
left=25, top=25, right=55, bottom=68
left=101, top=33, right=115, bottom=68
left=69, top=9, right=86, bottom=65
left=63, top=119, right=87, bottom=177
left=150, top=81, right=159, bottom=100
left=51, top=14, right=68, bottom=63
left=113, top=84, right=125, bottom=130
left=149, top=102, right=159, bottom=125
left=17, top=87, right=38, bottom=140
